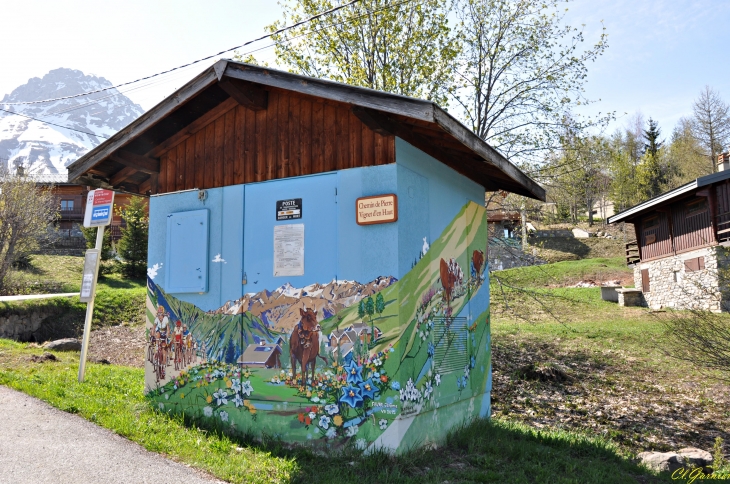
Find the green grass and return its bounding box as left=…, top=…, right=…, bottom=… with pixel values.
left=493, top=257, right=632, bottom=289
left=0, top=339, right=663, bottom=483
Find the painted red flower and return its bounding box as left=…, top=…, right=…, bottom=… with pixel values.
left=380, top=375, right=388, bottom=383
left=298, top=413, right=305, bottom=423
left=305, top=416, right=312, bottom=426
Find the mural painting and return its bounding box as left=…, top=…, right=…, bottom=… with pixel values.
left=145, top=201, right=491, bottom=452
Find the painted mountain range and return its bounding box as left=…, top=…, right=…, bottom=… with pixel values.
left=0, top=68, right=143, bottom=175
left=208, top=276, right=397, bottom=332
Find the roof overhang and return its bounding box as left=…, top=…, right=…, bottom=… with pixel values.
left=68, top=60, right=545, bottom=201
left=608, top=169, right=730, bottom=224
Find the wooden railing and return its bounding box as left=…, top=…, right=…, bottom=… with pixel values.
left=716, top=212, right=730, bottom=243
left=625, top=240, right=640, bottom=266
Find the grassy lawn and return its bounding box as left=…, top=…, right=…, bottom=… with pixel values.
left=0, top=339, right=662, bottom=484
left=490, top=259, right=730, bottom=463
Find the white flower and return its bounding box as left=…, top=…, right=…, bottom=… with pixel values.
left=399, top=388, right=406, bottom=401
left=241, top=380, right=253, bottom=396
left=230, top=378, right=241, bottom=393
left=424, top=381, right=433, bottom=400
left=220, top=411, right=229, bottom=422
left=379, top=419, right=388, bottom=430
left=203, top=406, right=213, bottom=417
left=464, top=366, right=470, bottom=380
left=355, top=438, right=367, bottom=450
left=311, top=396, right=320, bottom=403
left=345, top=425, right=359, bottom=437
left=435, top=374, right=441, bottom=386
left=158, top=403, right=164, bottom=410
left=308, top=412, right=317, bottom=420
left=213, top=389, right=228, bottom=406
left=233, top=393, right=244, bottom=408
left=287, top=371, right=293, bottom=377
left=319, top=415, right=331, bottom=429
left=165, top=394, right=169, bottom=400
left=326, top=427, right=337, bottom=439
left=325, top=404, right=339, bottom=415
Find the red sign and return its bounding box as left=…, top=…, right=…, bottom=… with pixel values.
left=93, top=189, right=114, bottom=205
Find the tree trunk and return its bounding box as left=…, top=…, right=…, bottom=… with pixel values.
left=520, top=199, right=528, bottom=251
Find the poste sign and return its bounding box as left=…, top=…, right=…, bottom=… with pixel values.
left=83, top=189, right=115, bottom=228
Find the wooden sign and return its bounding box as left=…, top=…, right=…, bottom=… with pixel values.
left=356, top=194, right=398, bottom=225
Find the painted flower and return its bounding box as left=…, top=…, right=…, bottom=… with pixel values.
left=344, top=360, right=363, bottom=384
left=424, top=381, right=433, bottom=400
left=355, top=439, right=367, bottom=450
left=470, top=355, right=476, bottom=369
left=240, top=380, right=254, bottom=396
left=389, top=347, right=395, bottom=353
left=390, top=381, right=401, bottom=391
left=158, top=403, right=164, bottom=411
left=233, top=393, right=244, bottom=408
left=434, top=374, right=441, bottom=386
left=427, top=342, right=435, bottom=357
left=319, top=415, right=331, bottom=430
left=379, top=419, right=388, bottom=430
left=213, top=389, right=228, bottom=406
left=308, top=412, right=317, bottom=420
left=340, top=384, right=363, bottom=408
left=325, top=404, right=339, bottom=415
left=358, top=378, right=378, bottom=400
left=464, top=365, right=470, bottom=381
left=333, top=415, right=344, bottom=427
left=380, top=375, right=388, bottom=383
left=230, top=378, right=241, bottom=393
left=305, top=416, right=312, bottom=426
left=311, top=396, right=320, bottom=403
left=373, top=371, right=380, bottom=378
left=345, top=424, right=359, bottom=437
left=326, top=427, right=337, bottom=439
left=298, top=413, right=305, bottom=423
left=206, top=395, right=213, bottom=404
left=220, top=411, right=229, bottom=422
left=203, top=406, right=213, bottom=417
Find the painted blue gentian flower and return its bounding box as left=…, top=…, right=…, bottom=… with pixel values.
left=340, top=383, right=363, bottom=408
left=427, top=342, right=435, bottom=357
left=344, top=360, right=363, bottom=384
left=391, top=380, right=401, bottom=391
left=470, top=355, right=476, bottom=369
left=358, top=378, right=378, bottom=400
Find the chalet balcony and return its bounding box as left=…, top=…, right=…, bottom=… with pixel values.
left=625, top=240, right=640, bottom=266
left=58, top=206, right=84, bottom=221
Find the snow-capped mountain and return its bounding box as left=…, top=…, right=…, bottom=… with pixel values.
left=209, top=276, right=398, bottom=332
left=0, top=68, right=143, bottom=175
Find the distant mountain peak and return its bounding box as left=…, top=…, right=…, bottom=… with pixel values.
left=0, top=68, right=143, bottom=175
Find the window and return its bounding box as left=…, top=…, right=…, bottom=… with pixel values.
left=686, top=198, right=708, bottom=217
left=643, top=216, right=659, bottom=230
left=60, top=200, right=74, bottom=211
left=684, top=257, right=705, bottom=272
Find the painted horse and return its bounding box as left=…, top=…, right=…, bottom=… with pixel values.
left=290, top=307, right=327, bottom=385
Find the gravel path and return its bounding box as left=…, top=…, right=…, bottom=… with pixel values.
left=0, top=386, right=226, bottom=484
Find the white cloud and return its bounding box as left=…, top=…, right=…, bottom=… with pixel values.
left=147, top=262, right=162, bottom=280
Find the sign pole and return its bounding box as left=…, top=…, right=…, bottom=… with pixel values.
left=78, top=225, right=105, bottom=382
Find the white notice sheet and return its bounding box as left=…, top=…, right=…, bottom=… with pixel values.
left=273, top=224, right=304, bottom=277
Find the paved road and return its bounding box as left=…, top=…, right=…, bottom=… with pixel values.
left=0, top=293, right=78, bottom=302
left=0, top=386, right=226, bottom=484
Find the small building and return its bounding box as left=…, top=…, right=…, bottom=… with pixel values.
left=237, top=343, right=282, bottom=369
left=68, top=60, right=544, bottom=453
left=608, top=156, right=730, bottom=311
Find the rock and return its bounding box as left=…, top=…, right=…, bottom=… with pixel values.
left=638, top=451, right=683, bottom=472
left=43, top=338, right=81, bottom=351
left=572, top=228, right=590, bottom=238
left=91, top=357, right=111, bottom=365
left=30, top=352, right=58, bottom=363
left=677, top=447, right=713, bottom=468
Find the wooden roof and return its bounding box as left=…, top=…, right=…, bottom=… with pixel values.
left=67, top=60, right=545, bottom=200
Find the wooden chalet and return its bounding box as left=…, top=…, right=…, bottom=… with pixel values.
left=608, top=157, right=730, bottom=311
left=237, top=343, right=282, bottom=369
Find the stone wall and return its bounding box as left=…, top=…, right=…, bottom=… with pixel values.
left=0, top=304, right=75, bottom=342
left=634, top=246, right=730, bottom=312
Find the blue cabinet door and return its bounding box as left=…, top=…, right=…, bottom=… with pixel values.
left=243, top=174, right=338, bottom=294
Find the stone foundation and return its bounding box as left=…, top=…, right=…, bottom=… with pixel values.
left=634, top=246, right=730, bottom=312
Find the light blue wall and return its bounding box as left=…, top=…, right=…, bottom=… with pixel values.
left=149, top=138, right=486, bottom=311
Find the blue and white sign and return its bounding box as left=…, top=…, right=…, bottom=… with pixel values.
left=83, top=189, right=115, bottom=227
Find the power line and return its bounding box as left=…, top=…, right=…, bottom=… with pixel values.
left=0, top=107, right=110, bottom=139
left=0, top=0, right=362, bottom=107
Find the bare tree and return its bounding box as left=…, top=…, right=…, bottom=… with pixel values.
left=0, top=170, right=57, bottom=291
left=452, top=0, right=609, bottom=164
left=692, top=86, right=730, bottom=173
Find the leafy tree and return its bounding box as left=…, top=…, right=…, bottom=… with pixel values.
left=265, top=0, right=459, bottom=103
left=365, top=295, right=375, bottom=322
left=0, top=171, right=57, bottom=291
left=453, top=0, right=609, bottom=162
left=115, top=197, right=149, bottom=279
left=357, top=299, right=366, bottom=321
left=692, top=86, right=730, bottom=173
left=666, top=117, right=709, bottom=183
left=375, top=292, right=385, bottom=316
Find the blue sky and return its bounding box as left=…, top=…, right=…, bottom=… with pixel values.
left=1, top=0, right=728, bottom=139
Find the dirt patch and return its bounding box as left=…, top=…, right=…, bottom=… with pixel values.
left=87, top=324, right=146, bottom=368
left=491, top=335, right=730, bottom=455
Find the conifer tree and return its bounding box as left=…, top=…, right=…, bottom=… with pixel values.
left=116, top=197, right=149, bottom=278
